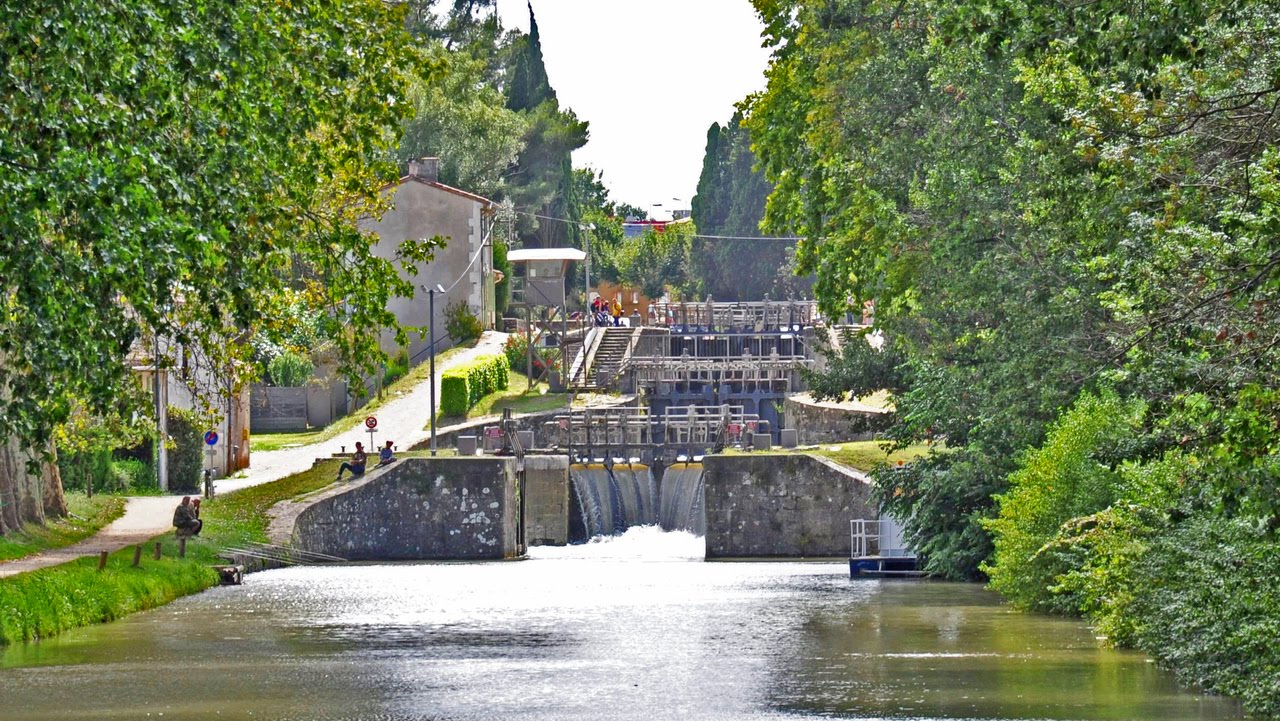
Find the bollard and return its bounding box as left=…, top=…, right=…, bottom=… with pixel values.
left=97, top=550, right=108, bottom=571
left=154, top=541, right=162, bottom=560
left=132, top=546, right=143, bottom=568
left=179, top=537, right=187, bottom=559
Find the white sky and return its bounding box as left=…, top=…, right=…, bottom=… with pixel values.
left=496, top=0, right=771, bottom=219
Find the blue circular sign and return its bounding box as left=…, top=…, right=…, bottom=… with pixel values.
left=204, top=430, right=219, bottom=446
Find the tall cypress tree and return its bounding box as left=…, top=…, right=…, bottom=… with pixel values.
left=690, top=113, right=796, bottom=300
left=502, top=2, right=587, bottom=249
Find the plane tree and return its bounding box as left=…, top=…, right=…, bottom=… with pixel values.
left=0, top=0, right=431, bottom=533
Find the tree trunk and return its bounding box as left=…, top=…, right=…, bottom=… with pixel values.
left=0, top=438, right=66, bottom=536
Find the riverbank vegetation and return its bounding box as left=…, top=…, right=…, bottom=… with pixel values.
left=0, top=461, right=342, bottom=646
left=747, top=1, right=1280, bottom=714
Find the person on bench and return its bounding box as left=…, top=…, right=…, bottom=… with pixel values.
left=337, top=442, right=367, bottom=481
left=173, top=496, right=203, bottom=537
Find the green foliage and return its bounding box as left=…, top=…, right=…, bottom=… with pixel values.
left=110, top=458, right=158, bottom=495
left=444, top=300, right=484, bottom=343
left=493, top=239, right=511, bottom=316
left=1128, top=514, right=1280, bottom=718
left=502, top=4, right=589, bottom=249
left=615, top=223, right=697, bottom=300
left=166, top=407, right=205, bottom=494
left=382, top=350, right=410, bottom=388
left=983, top=392, right=1146, bottom=612
left=439, top=354, right=509, bottom=417
left=745, top=2, right=1280, bottom=706
left=55, top=450, right=114, bottom=495
left=267, top=351, right=314, bottom=388
left=399, top=43, right=527, bottom=196
left=0, top=0, right=432, bottom=452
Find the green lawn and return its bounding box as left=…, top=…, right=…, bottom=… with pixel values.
left=251, top=341, right=477, bottom=452
left=814, top=440, right=936, bottom=472
left=434, top=370, right=571, bottom=427
left=0, top=494, right=127, bottom=562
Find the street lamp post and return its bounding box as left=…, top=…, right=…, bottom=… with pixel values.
left=425, top=283, right=445, bottom=456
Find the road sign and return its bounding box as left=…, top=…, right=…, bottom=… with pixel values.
left=364, top=416, right=378, bottom=429
left=204, top=430, right=219, bottom=446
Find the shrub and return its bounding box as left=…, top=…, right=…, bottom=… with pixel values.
left=503, top=333, right=527, bottom=370
left=56, top=450, right=114, bottom=495
left=494, top=239, right=510, bottom=316
left=112, top=458, right=158, bottom=494
left=383, top=350, right=410, bottom=387
left=1130, top=514, right=1280, bottom=718
left=440, top=354, right=509, bottom=417
left=982, top=391, right=1145, bottom=613
left=445, top=299, right=483, bottom=343
left=166, top=407, right=205, bottom=493
left=267, top=350, right=313, bottom=387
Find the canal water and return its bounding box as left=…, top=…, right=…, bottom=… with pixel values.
left=0, top=527, right=1241, bottom=721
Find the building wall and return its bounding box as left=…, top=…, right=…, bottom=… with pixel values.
left=702, top=453, right=874, bottom=558
left=361, top=179, right=493, bottom=367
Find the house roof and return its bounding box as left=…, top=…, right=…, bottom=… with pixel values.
left=508, top=248, right=587, bottom=262
left=384, top=175, right=496, bottom=207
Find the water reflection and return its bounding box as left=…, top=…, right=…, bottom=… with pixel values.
left=0, top=527, right=1242, bottom=721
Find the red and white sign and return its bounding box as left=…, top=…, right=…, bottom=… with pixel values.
left=364, top=416, right=378, bottom=429
left=486, top=427, right=504, bottom=439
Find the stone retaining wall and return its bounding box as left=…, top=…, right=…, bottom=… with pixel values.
left=783, top=396, right=886, bottom=445
left=281, top=457, right=522, bottom=561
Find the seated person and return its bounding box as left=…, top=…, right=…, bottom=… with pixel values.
left=337, top=442, right=367, bottom=481
left=172, top=496, right=203, bottom=537
left=378, top=440, right=396, bottom=466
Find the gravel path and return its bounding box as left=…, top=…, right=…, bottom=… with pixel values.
left=0, top=332, right=508, bottom=578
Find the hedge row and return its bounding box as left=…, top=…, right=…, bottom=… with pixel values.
left=440, top=354, right=510, bottom=417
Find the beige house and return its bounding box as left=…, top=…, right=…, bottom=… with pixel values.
left=361, top=158, right=497, bottom=366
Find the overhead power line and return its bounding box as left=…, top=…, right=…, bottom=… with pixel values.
left=511, top=207, right=806, bottom=242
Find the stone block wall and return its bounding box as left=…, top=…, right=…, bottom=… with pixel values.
left=783, top=396, right=886, bottom=445
left=524, top=455, right=569, bottom=546
left=702, top=453, right=874, bottom=558
left=291, top=457, right=522, bottom=560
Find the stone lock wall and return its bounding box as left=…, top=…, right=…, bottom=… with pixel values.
left=783, top=396, right=886, bottom=445
left=702, top=454, right=874, bottom=558
left=291, top=457, right=522, bottom=561
left=523, top=455, right=570, bottom=546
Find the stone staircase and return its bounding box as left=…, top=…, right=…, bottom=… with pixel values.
left=569, top=326, right=636, bottom=391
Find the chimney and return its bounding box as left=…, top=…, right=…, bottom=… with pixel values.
left=407, top=157, right=439, bottom=183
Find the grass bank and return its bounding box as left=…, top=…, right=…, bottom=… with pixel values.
left=0, top=459, right=343, bottom=646
left=0, top=494, right=127, bottom=562
left=813, top=440, right=935, bottom=472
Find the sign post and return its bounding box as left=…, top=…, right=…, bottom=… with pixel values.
left=364, top=416, right=378, bottom=453
left=203, top=430, right=219, bottom=498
